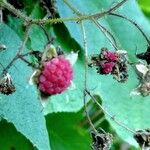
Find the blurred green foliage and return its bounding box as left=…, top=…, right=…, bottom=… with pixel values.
left=138, top=0, right=150, bottom=19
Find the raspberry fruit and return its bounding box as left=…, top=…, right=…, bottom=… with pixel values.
left=103, top=51, right=118, bottom=62
left=101, top=62, right=115, bottom=74
left=38, top=55, right=73, bottom=95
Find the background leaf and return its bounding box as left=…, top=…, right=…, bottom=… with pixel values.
left=56, top=0, right=150, bottom=146
left=0, top=24, right=51, bottom=150
left=46, top=111, right=91, bottom=150
left=138, top=0, right=150, bottom=19
left=0, top=119, right=33, bottom=150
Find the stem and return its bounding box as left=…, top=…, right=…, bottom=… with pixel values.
left=81, top=22, right=97, bottom=132
left=85, top=89, right=136, bottom=134
left=109, top=12, right=150, bottom=46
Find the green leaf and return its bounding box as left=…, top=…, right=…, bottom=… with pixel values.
left=0, top=119, right=33, bottom=150
left=138, top=0, right=150, bottom=18
left=0, top=24, right=51, bottom=150
left=46, top=112, right=91, bottom=150
left=56, top=0, right=150, bottom=147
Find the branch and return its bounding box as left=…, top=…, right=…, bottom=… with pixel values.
left=1, top=0, right=128, bottom=25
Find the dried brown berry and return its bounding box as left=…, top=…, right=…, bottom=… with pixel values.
left=0, top=73, right=15, bottom=95
left=111, top=50, right=128, bottom=82
left=91, top=128, right=113, bottom=150
left=134, top=129, right=150, bottom=149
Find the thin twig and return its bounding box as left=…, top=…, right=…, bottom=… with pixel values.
left=2, top=25, right=31, bottom=74
left=85, top=89, right=136, bottom=134
left=109, top=12, right=150, bottom=46
left=81, top=22, right=97, bottom=132
left=92, top=18, right=118, bottom=50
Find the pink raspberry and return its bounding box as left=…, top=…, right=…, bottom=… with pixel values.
left=101, top=62, right=115, bottom=74
left=38, top=56, right=73, bottom=95
left=104, top=51, right=118, bottom=62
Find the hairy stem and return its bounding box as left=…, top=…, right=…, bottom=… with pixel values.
left=1, top=0, right=128, bottom=25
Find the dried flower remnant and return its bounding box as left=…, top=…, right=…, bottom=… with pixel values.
left=131, top=64, right=150, bottom=97
left=112, top=50, right=128, bottom=82
left=91, top=128, right=113, bottom=150
left=134, top=129, right=150, bottom=150
left=90, top=48, right=118, bottom=74
left=0, top=73, right=15, bottom=95
left=90, top=48, right=128, bottom=82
